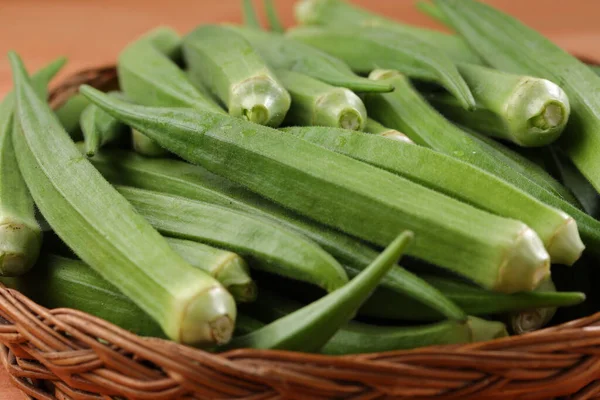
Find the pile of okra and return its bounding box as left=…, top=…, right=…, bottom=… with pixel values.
left=5, top=0, right=600, bottom=353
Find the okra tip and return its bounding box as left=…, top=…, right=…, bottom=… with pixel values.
left=380, top=130, right=415, bottom=144
left=467, top=317, right=508, bottom=342
left=495, top=226, right=550, bottom=293
left=510, top=308, right=554, bottom=334
left=546, top=217, right=584, bottom=266
left=213, top=253, right=258, bottom=303
left=0, top=221, right=42, bottom=276
left=231, top=74, right=292, bottom=127
left=178, top=285, right=237, bottom=346
left=314, top=89, right=367, bottom=130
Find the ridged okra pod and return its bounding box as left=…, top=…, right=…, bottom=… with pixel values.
left=10, top=53, right=236, bottom=346
left=0, top=58, right=65, bottom=276
left=225, top=232, right=413, bottom=351
left=79, top=92, right=128, bottom=157
left=117, top=186, right=349, bottom=293
left=294, top=0, right=483, bottom=64
left=287, top=25, right=476, bottom=109
left=434, top=0, right=600, bottom=194
left=284, top=126, right=584, bottom=265
left=275, top=69, right=367, bottom=130
left=81, top=87, right=551, bottom=293
left=227, top=25, right=393, bottom=93
left=428, top=63, right=571, bottom=147
left=364, top=71, right=600, bottom=254
left=87, top=148, right=465, bottom=321
left=182, top=25, right=291, bottom=127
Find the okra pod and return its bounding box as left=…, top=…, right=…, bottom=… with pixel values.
left=364, top=118, right=414, bottom=143
left=182, top=25, right=291, bottom=127
left=118, top=27, right=224, bottom=114
left=117, top=186, right=349, bottom=293
left=0, top=58, right=65, bottom=276
left=227, top=25, right=394, bottom=93
left=427, top=63, right=570, bottom=147
left=509, top=277, right=557, bottom=334
left=225, top=232, right=413, bottom=351
left=164, top=237, right=256, bottom=302
left=131, top=128, right=169, bottom=158
left=81, top=87, right=551, bottom=293
left=294, top=0, right=483, bottom=64
left=79, top=92, right=128, bottom=156
left=242, top=0, right=262, bottom=29
left=357, top=273, right=585, bottom=321
left=287, top=25, right=476, bottom=110
left=284, top=126, right=584, bottom=265
left=241, top=290, right=508, bottom=354
left=434, top=0, right=600, bottom=194
left=264, top=0, right=285, bottom=33
left=54, top=93, right=89, bottom=139
left=10, top=53, right=236, bottom=346
left=87, top=148, right=465, bottom=321
left=0, top=254, right=164, bottom=338
left=364, top=71, right=600, bottom=253
left=275, top=69, right=367, bottom=130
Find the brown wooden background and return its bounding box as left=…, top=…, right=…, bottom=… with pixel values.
left=1, top=0, right=599, bottom=397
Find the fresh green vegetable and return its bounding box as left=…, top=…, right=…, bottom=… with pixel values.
left=54, top=93, right=89, bottom=139
left=131, top=128, right=169, bottom=157
left=416, top=0, right=447, bottom=24
left=81, top=87, right=551, bottom=293
left=358, top=273, right=585, bottom=321
left=183, top=25, right=291, bottom=127
left=241, top=290, right=508, bottom=354
left=117, top=186, right=349, bottom=292
left=79, top=92, right=128, bottom=157
left=428, top=63, right=571, bottom=147
left=509, top=277, right=557, bottom=334
left=294, top=0, right=482, bottom=64
left=242, top=0, right=262, bottom=29
left=87, top=147, right=465, bottom=321
left=287, top=25, right=476, bottom=109
left=164, top=237, right=256, bottom=302
left=284, top=126, right=584, bottom=265
left=264, top=0, right=285, bottom=33
left=118, top=27, right=224, bottom=114
left=364, top=71, right=600, bottom=253
left=275, top=69, right=367, bottom=130
left=0, top=58, right=65, bottom=276
left=434, top=0, right=600, bottom=194
left=227, top=25, right=394, bottom=93
left=224, top=231, right=413, bottom=351
left=10, top=53, right=236, bottom=346
left=364, top=118, right=414, bottom=143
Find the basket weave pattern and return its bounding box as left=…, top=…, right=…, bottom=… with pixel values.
left=1, top=67, right=600, bottom=399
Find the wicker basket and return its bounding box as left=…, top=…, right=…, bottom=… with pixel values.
left=2, top=66, right=600, bottom=400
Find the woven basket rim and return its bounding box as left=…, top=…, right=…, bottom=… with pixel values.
left=1, top=64, right=600, bottom=400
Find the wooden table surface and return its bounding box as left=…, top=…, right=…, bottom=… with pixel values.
left=1, top=0, right=599, bottom=398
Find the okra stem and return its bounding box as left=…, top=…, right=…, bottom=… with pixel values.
left=10, top=53, right=236, bottom=346
left=183, top=25, right=291, bottom=127
left=225, top=232, right=413, bottom=351
left=509, top=277, right=557, bottom=334
left=275, top=69, right=367, bottom=130
left=364, top=118, right=414, bottom=144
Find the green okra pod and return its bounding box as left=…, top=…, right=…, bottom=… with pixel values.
left=0, top=58, right=66, bottom=276
left=242, top=0, right=262, bottom=29
left=434, top=0, right=600, bottom=194
left=117, top=186, right=349, bottom=293
left=54, top=93, right=89, bottom=139
left=287, top=25, right=475, bottom=110
left=183, top=25, right=291, bottom=127
left=225, top=231, right=413, bottom=351
left=284, top=126, right=584, bottom=265
left=294, top=0, right=483, bottom=64
left=227, top=25, right=394, bottom=93
left=81, top=87, right=551, bottom=293
left=87, top=147, right=465, bottom=321
left=428, top=63, right=571, bottom=147
left=10, top=53, right=236, bottom=346
left=264, top=0, right=285, bottom=33
left=364, top=118, right=414, bottom=143
left=364, top=71, right=600, bottom=254
left=358, top=273, right=585, bottom=321
left=241, top=290, right=507, bottom=354
left=275, top=69, right=367, bottom=130
left=80, top=92, right=128, bottom=157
